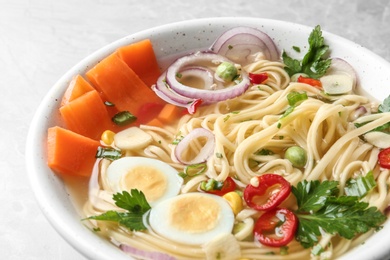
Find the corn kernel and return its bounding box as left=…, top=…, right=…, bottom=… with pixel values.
left=101, top=130, right=115, bottom=145
left=223, top=191, right=243, bottom=215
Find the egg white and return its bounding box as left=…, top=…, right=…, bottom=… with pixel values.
left=105, top=157, right=183, bottom=207
left=148, top=192, right=235, bottom=245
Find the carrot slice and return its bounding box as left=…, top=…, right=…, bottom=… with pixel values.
left=47, top=126, right=100, bottom=177
left=59, top=89, right=113, bottom=140
left=157, top=103, right=183, bottom=124
left=85, top=53, right=163, bottom=118
left=61, top=75, right=95, bottom=106
left=60, top=74, right=119, bottom=119
left=117, top=39, right=161, bottom=87
left=146, top=118, right=164, bottom=128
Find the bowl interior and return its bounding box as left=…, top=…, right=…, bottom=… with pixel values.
left=26, top=17, right=390, bottom=260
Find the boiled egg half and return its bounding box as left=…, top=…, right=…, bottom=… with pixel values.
left=105, top=157, right=183, bottom=207
left=148, top=192, right=235, bottom=245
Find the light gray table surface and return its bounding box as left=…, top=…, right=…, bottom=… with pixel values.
left=2, top=0, right=390, bottom=259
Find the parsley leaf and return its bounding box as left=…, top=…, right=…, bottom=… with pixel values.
left=282, top=52, right=302, bottom=76
left=293, top=180, right=338, bottom=213
left=85, top=189, right=151, bottom=231
left=292, top=180, right=386, bottom=249
left=283, top=25, right=331, bottom=79
left=113, top=189, right=151, bottom=213
left=87, top=211, right=147, bottom=231
left=378, top=95, right=390, bottom=113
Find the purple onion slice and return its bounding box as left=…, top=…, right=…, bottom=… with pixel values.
left=174, top=127, right=215, bottom=165
left=210, top=26, right=280, bottom=64
left=165, top=52, right=250, bottom=103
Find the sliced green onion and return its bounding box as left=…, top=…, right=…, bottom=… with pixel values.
left=178, top=172, right=187, bottom=179
left=112, top=111, right=137, bottom=126
left=172, top=135, right=184, bottom=145
left=184, top=163, right=207, bottom=177
left=95, top=146, right=122, bottom=160
left=232, top=222, right=246, bottom=234
left=200, top=179, right=223, bottom=191
left=282, top=106, right=295, bottom=118
left=287, top=91, right=308, bottom=106
left=344, top=171, right=376, bottom=198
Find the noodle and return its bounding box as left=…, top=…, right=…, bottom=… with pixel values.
left=82, top=55, right=390, bottom=259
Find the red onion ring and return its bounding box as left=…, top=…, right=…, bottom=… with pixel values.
left=152, top=73, right=202, bottom=114
left=179, top=66, right=215, bottom=88
left=174, top=128, right=215, bottom=165
left=210, top=26, right=280, bottom=64
left=166, top=52, right=250, bottom=103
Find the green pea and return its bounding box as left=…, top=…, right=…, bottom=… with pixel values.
left=216, top=62, right=238, bottom=81
left=285, top=146, right=307, bottom=168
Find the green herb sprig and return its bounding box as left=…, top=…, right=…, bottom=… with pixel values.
left=292, top=178, right=386, bottom=249
left=85, top=189, right=151, bottom=231
left=282, top=25, right=331, bottom=79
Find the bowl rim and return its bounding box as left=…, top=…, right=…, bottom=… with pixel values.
left=26, top=16, right=390, bottom=260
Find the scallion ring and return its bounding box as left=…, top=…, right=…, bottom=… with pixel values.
left=112, top=111, right=137, bottom=126
left=287, top=91, right=308, bottom=106
left=184, top=163, right=207, bottom=177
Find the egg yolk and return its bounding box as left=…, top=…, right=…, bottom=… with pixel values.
left=168, top=195, right=221, bottom=233
left=120, top=165, right=167, bottom=202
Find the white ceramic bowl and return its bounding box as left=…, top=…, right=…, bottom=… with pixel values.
left=26, top=17, right=390, bottom=260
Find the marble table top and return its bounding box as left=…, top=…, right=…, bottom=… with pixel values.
left=2, top=0, right=390, bottom=259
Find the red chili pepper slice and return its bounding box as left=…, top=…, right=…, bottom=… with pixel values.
left=378, top=147, right=390, bottom=169
left=249, top=72, right=268, bottom=84
left=254, top=207, right=298, bottom=247
left=297, top=75, right=322, bottom=89
left=201, top=177, right=236, bottom=196
left=244, top=174, right=291, bottom=211
left=136, top=102, right=165, bottom=125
